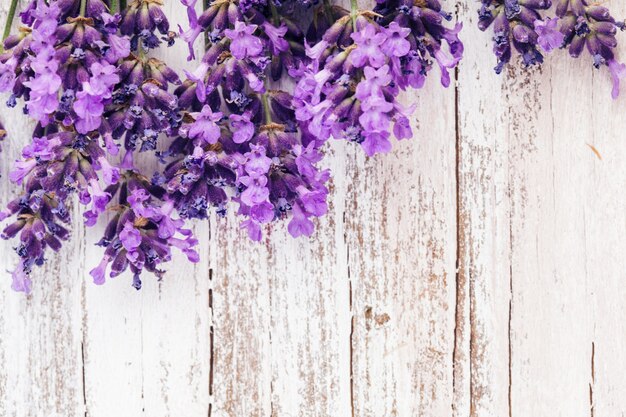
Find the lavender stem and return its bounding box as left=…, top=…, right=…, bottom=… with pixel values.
left=350, top=0, right=358, bottom=31
left=2, top=0, right=20, bottom=42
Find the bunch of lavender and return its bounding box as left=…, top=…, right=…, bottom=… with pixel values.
left=293, top=0, right=463, bottom=156
left=88, top=0, right=200, bottom=286
left=167, top=0, right=330, bottom=241
left=108, top=0, right=181, bottom=167
left=0, top=0, right=128, bottom=291
left=90, top=172, right=199, bottom=290
left=0, top=170, right=70, bottom=293
left=478, top=0, right=626, bottom=98
left=478, top=0, right=554, bottom=73
left=0, top=0, right=196, bottom=291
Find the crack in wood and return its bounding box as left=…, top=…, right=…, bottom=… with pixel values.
left=81, top=342, right=87, bottom=417
left=268, top=317, right=275, bottom=416
left=590, top=342, right=595, bottom=417
left=452, top=61, right=463, bottom=416
left=208, top=268, right=214, bottom=417
left=468, top=268, right=475, bottom=417
left=80, top=271, right=89, bottom=417
left=508, top=209, right=514, bottom=417
left=345, top=211, right=355, bottom=417
left=508, top=265, right=513, bottom=417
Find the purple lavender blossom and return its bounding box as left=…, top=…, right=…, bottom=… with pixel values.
left=1, top=177, right=70, bottom=294
left=535, top=17, right=565, bottom=52
left=167, top=0, right=330, bottom=241
left=478, top=0, right=551, bottom=73
left=225, top=22, right=265, bottom=60
left=90, top=174, right=199, bottom=288
left=188, top=105, right=223, bottom=145
left=1, top=0, right=189, bottom=292
left=479, top=0, right=626, bottom=97
left=293, top=1, right=462, bottom=156
left=557, top=1, right=626, bottom=98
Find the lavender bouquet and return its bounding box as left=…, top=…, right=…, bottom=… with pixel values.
left=0, top=0, right=197, bottom=292
left=478, top=0, right=626, bottom=98
left=166, top=0, right=462, bottom=243
left=0, top=0, right=462, bottom=292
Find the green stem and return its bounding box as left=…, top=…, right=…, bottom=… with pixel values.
left=2, top=0, right=20, bottom=43
left=203, top=0, right=210, bottom=50
left=268, top=0, right=279, bottom=26
left=350, top=0, right=358, bottom=32
left=323, top=0, right=334, bottom=25
left=110, top=0, right=119, bottom=14
left=261, top=93, right=273, bottom=125
left=80, top=0, right=87, bottom=16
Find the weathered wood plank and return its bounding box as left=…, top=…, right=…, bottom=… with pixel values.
left=0, top=3, right=86, bottom=416
left=263, top=142, right=352, bottom=417
left=344, top=64, right=458, bottom=416
left=506, top=59, right=592, bottom=417
left=209, top=137, right=352, bottom=417
left=457, top=2, right=626, bottom=416
left=209, top=217, right=273, bottom=417
left=81, top=3, right=212, bottom=416
left=587, top=64, right=626, bottom=417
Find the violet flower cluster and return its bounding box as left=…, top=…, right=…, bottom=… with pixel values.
left=169, top=0, right=333, bottom=241
left=0, top=0, right=197, bottom=292
left=0, top=0, right=464, bottom=293
left=478, top=0, right=626, bottom=98
left=167, top=0, right=462, bottom=241
left=294, top=0, right=463, bottom=156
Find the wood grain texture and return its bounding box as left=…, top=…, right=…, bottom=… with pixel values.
left=345, top=71, right=457, bottom=416
left=0, top=2, right=86, bottom=416
left=1, top=1, right=625, bottom=416
left=457, top=2, right=626, bottom=417
left=81, top=3, right=213, bottom=417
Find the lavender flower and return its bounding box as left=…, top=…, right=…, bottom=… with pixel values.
left=0, top=0, right=468, bottom=291
left=477, top=0, right=552, bottom=73
left=557, top=1, right=626, bottom=98
left=478, top=0, right=626, bottom=97
left=170, top=0, right=330, bottom=241
left=108, top=0, right=181, bottom=164
left=294, top=1, right=463, bottom=156
left=0, top=0, right=187, bottom=291
left=1, top=176, right=70, bottom=293
left=90, top=173, right=199, bottom=289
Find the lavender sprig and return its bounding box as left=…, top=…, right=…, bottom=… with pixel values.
left=89, top=172, right=199, bottom=289
left=170, top=0, right=330, bottom=241
left=0, top=0, right=193, bottom=292
left=478, top=0, right=626, bottom=98
left=293, top=0, right=463, bottom=156
left=557, top=0, right=626, bottom=98
left=1, top=176, right=71, bottom=293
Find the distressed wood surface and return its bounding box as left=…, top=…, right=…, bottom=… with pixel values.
left=1, top=1, right=626, bottom=416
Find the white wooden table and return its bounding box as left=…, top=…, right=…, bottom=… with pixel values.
left=1, top=1, right=625, bottom=416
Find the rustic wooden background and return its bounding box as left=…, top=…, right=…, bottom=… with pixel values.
left=1, top=1, right=625, bottom=416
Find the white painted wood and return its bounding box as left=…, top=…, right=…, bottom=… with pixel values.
left=344, top=73, right=457, bottom=416
left=81, top=3, right=213, bottom=417
left=0, top=2, right=86, bottom=416
left=457, top=2, right=626, bottom=417
left=0, top=1, right=625, bottom=416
